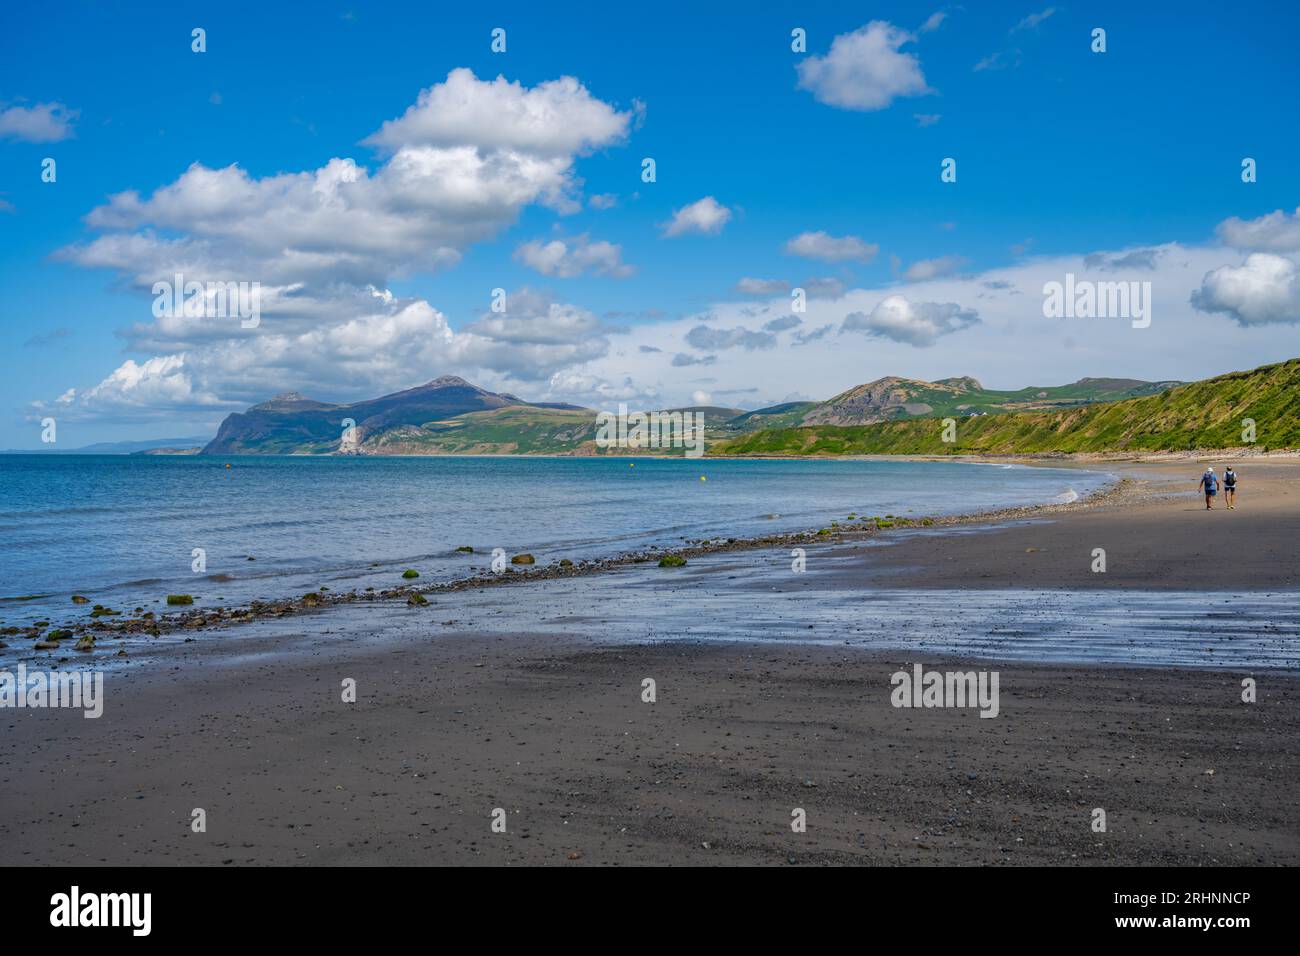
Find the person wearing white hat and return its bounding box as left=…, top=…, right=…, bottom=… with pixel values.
left=1197, top=466, right=1219, bottom=510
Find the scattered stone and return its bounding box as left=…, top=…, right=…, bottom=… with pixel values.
left=402, top=569, right=420, bottom=579
left=71, top=595, right=90, bottom=604
left=166, top=595, right=194, bottom=606
left=658, top=555, right=687, bottom=567
left=511, top=554, right=535, bottom=565
left=407, top=593, right=429, bottom=606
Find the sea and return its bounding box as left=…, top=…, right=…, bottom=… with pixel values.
left=0, top=454, right=1108, bottom=627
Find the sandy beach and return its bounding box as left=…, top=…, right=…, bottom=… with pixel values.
left=2, top=457, right=1297, bottom=866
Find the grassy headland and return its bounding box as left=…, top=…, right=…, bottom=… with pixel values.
left=712, top=359, right=1300, bottom=457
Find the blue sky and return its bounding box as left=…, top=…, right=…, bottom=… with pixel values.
left=2, top=1, right=1298, bottom=447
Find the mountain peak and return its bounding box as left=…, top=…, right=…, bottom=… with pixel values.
left=424, top=375, right=471, bottom=388
left=248, top=391, right=330, bottom=411
left=935, top=376, right=982, bottom=391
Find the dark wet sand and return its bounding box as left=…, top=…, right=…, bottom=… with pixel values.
left=2, top=458, right=1297, bottom=866
left=2, top=632, right=1295, bottom=866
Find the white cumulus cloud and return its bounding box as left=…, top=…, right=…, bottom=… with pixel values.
left=363, top=68, right=636, bottom=156
left=0, top=101, right=78, bottom=142
left=784, top=231, right=878, bottom=263
left=1216, top=207, right=1300, bottom=252
left=796, top=22, right=931, bottom=111
left=842, top=295, right=979, bottom=346
left=514, top=234, right=634, bottom=277
left=661, top=196, right=731, bottom=237
left=1192, top=253, right=1300, bottom=326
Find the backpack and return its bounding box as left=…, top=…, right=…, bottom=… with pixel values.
left=1225, top=471, right=1236, bottom=488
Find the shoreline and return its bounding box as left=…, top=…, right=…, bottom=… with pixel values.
left=6, top=456, right=1296, bottom=666
left=3, top=458, right=1126, bottom=656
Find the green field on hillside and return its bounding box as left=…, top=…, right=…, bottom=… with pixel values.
left=713, top=360, right=1300, bottom=456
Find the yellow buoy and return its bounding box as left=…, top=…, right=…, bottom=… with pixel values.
left=700, top=475, right=706, bottom=482
left=225, top=463, right=231, bottom=469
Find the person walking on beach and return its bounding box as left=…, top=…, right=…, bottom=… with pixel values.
left=1198, top=466, right=1218, bottom=510
left=1223, top=466, right=1238, bottom=509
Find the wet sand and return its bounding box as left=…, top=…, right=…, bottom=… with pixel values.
left=1, top=457, right=1297, bottom=866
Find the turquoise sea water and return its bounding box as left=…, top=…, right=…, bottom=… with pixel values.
left=0, top=454, right=1109, bottom=626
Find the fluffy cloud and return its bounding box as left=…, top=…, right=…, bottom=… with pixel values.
left=1216, top=207, right=1300, bottom=252
left=796, top=22, right=931, bottom=111
left=685, top=324, right=776, bottom=351
left=784, top=231, right=878, bottom=263
left=39, top=70, right=640, bottom=420
left=734, top=277, right=789, bottom=295
left=465, top=288, right=606, bottom=346
left=0, top=101, right=78, bottom=142
left=76, top=355, right=219, bottom=415
left=661, top=196, right=731, bottom=237
left=763, top=315, right=802, bottom=333
left=842, top=295, right=979, bottom=346
left=62, top=70, right=632, bottom=303
left=514, top=234, right=634, bottom=277
left=363, top=69, right=635, bottom=156
left=672, top=352, right=716, bottom=367
left=793, top=324, right=834, bottom=346
left=1191, top=253, right=1300, bottom=326
left=38, top=285, right=618, bottom=422
left=560, top=237, right=1298, bottom=413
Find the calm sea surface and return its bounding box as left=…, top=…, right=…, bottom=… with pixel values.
left=0, top=455, right=1110, bottom=625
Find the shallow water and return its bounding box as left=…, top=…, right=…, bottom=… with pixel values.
left=0, top=454, right=1109, bottom=626
left=439, top=554, right=1300, bottom=671
left=29, top=551, right=1297, bottom=674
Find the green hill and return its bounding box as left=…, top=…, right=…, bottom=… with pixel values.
left=365, top=405, right=602, bottom=455
left=712, top=359, right=1300, bottom=456
left=795, top=375, right=1178, bottom=426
